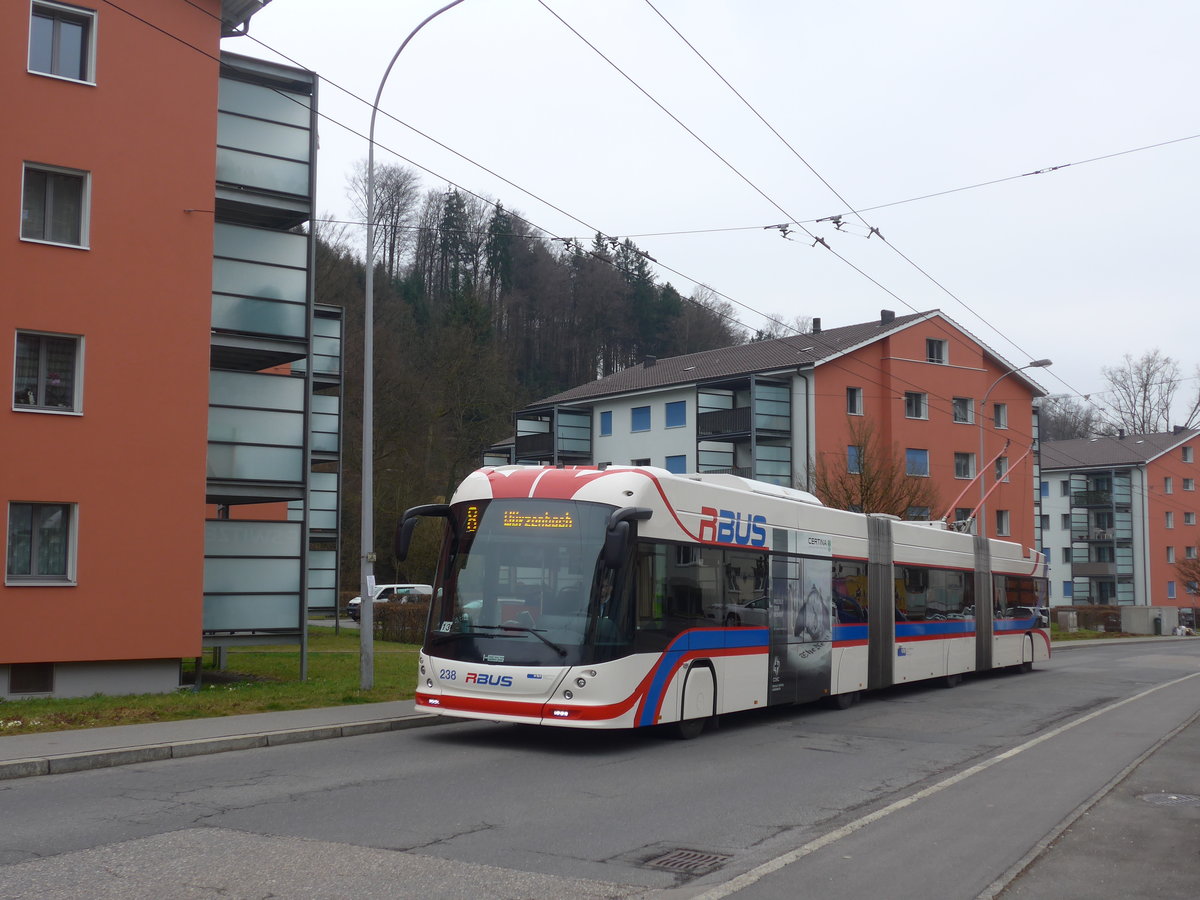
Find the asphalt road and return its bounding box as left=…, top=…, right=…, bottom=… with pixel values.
left=2, top=640, right=1197, bottom=899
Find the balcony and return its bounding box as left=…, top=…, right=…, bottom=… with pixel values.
left=207, top=370, right=306, bottom=501
left=1072, top=490, right=1113, bottom=507
left=698, top=406, right=751, bottom=438
left=1074, top=561, right=1117, bottom=577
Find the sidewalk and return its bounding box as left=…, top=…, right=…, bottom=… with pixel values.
left=1, top=636, right=1188, bottom=782
left=0, top=699, right=442, bottom=781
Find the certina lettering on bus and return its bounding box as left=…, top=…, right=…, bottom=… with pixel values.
left=698, top=506, right=767, bottom=546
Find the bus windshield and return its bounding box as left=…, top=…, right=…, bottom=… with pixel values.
left=425, top=498, right=630, bottom=666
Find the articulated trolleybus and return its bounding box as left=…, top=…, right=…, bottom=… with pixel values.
left=398, top=465, right=1049, bottom=738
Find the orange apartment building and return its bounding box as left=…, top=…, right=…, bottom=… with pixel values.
left=504, top=310, right=1048, bottom=552
left=1040, top=430, right=1200, bottom=615
left=3, top=1, right=340, bottom=699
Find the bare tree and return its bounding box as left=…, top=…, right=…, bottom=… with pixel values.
left=813, top=418, right=940, bottom=518
left=347, top=161, right=422, bottom=281
left=1101, top=349, right=1198, bottom=433
left=1038, top=394, right=1111, bottom=441
left=753, top=312, right=813, bottom=341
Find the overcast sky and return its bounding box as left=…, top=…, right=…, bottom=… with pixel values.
left=228, top=0, right=1200, bottom=419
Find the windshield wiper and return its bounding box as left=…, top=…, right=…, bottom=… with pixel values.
left=493, top=624, right=568, bottom=657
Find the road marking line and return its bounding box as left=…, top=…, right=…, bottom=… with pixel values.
left=693, top=671, right=1200, bottom=900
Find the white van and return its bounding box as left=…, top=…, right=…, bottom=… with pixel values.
left=346, top=583, right=433, bottom=621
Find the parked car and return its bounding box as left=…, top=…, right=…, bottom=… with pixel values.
left=347, top=583, right=433, bottom=621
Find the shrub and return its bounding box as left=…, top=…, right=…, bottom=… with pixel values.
left=374, top=602, right=430, bottom=644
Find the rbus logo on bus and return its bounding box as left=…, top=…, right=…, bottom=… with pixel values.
left=465, top=673, right=514, bottom=687
left=698, top=507, right=767, bottom=547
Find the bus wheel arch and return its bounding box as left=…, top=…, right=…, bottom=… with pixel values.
left=673, top=662, right=716, bottom=739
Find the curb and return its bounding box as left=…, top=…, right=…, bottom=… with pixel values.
left=0, top=713, right=449, bottom=782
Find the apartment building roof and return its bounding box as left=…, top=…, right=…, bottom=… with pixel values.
left=535, top=310, right=936, bottom=406
left=1041, top=429, right=1200, bottom=470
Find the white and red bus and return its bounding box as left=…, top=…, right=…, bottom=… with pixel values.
left=398, top=465, right=1049, bottom=738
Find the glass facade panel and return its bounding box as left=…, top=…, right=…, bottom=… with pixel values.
left=204, top=557, right=301, bottom=593
left=216, top=147, right=309, bottom=196
left=218, top=78, right=312, bottom=127
left=206, top=444, right=304, bottom=482
left=214, top=222, right=308, bottom=268
left=211, top=294, right=307, bottom=338
left=204, top=520, right=302, bottom=557
left=212, top=257, right=308, bottom=303
left=210, top=370, right=305, bottom=411
left=202, top=594, right=300, bottom=631
left=208, top=407, right=304, bottom=446
left=217, top=112, right=310, bottom=162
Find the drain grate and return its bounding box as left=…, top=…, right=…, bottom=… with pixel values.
left=1139, top=793, right=1200, bottom=807
left=644, top=849, right=732, bottom=874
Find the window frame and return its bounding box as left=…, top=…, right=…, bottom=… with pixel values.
left=598, top=410, right=612, bottom=437
left=13, top=330, right=84, bottom=414
left=21, top=162, right=90, bottom=248
left=904, top=392, right=928, bottom=420
left=846, top=386, right=863, bottom=416
left=664, top=454, right=687, bottom=474
left=6, top=501, right=77, bottom=585
left=1184, top=446, right=1194, bottom=463
left=847, top=444, right=862, bottom=474
left=954, top=452, right=976, bottom=480
left=952, top=397, right=974, bottom=424
left=630, top=406, right=650, bottom=433
left=906, top=448, right=929, bottom=477
left=926, top=338, right=947, bottom=365
left=28, top=0, right=97, bottom=84
left=664, top=400, right=686, bottom=429
left=995, top=509, right=1011, bottom=537
left=993, top=402, right=1008, bottom=430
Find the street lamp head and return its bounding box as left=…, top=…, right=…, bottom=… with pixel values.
left=1028, top=358, right=1053, bottom=368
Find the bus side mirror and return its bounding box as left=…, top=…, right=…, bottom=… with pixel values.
left=396, top=504, right=451, bottom=561
left=603, top=507, right=652, bottom=569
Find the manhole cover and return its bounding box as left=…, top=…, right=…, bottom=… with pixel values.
left=1139, top=793, right=1200, bottom=807
left=644, top=849, right=732, bottom=874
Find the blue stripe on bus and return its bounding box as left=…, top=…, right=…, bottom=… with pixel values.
left=896, top=620, right=976, bottom=638
left=637, top=628, right=769, bottom=727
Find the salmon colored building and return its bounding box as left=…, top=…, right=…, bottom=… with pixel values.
left=1041, top=430, right=1200, bottom=616
left=2, top=1, right=340, bottom=699
left=507, top=310, right=1050, bottom=553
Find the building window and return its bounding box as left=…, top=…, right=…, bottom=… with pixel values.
left=1184, top=478, right=1195, bottom=491
left=954, top=452, right=976, bottom=479
left=9, top=662, right=55, bottom=694
left=905, top=392, right=927, bottom=419
left=993, top=403, right=1008, bottom=430
left=906, top=506, right=931, bottom=521
left=1185, top=446, right=1194, bottom=463
left=1040, top=514, right=1050, bottom=531
left=995, top=456, right=1009, bottom=482
left=630, top=457, right=650, bottom=466
left=1166, top=511, right=1175, bottom=529
left=954, top=508, right=972, bottom=525
left=6, top=502, right=75, bottom=583
left=1165, top=477, right=1174, bottom=494
left=952, top=397, right=973, bottom=423
left=995, top=509, right=1010, bottom=536
left=598, top=410, right=612, bottom=437
left=906, top=448, right=929, bottom=477
left=664, top=400, right=686, bottom=428
left=1060, top=480, right=1070, bottom=497
left=1167, top=546, right=1176, bottom=563
left=1186, top=546, right=1197, bottom=560
left=29, top=2, right=96, bottom=83
left=1061, top=547, right=1071, bottom=564
left=847, top=445, right=861, bottom=474
left=1185, top=512, right=1196, bottom=526
left=1167, top=581, right=1177, bottom=600
left=664, top=454, right=686, bottom=474
left=846, top=386, right=863, bottom=416
left=21, top=163, right=89, bottom=247
left=926, top=339, right=947, bottom=364
left=13, top=331, right=81, bottom=412
left=631, top=406, right=650, bottom=433
left=1062, top=581, right=1073, bottom=598
left=1061, top=513, right=1071, bottom=529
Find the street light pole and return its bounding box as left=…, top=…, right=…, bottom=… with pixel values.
left=976, top=358, right=1052, bottom=539
left=360, top=0, right=468, bottom=690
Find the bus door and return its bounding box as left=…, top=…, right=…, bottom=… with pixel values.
left=764, top=548, right=833, bottom=706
